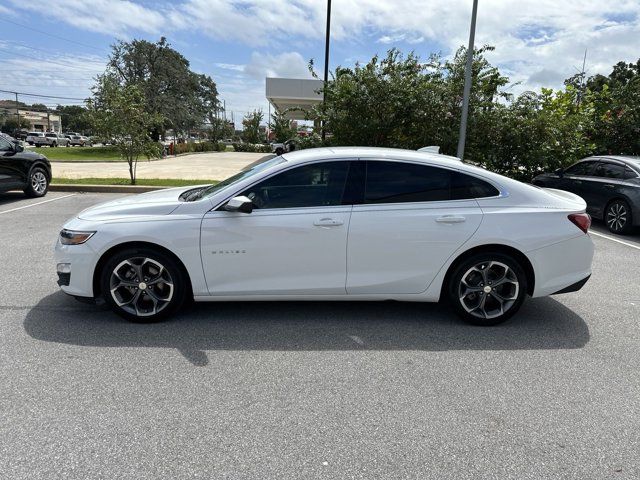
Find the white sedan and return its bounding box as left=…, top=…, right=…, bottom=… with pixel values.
left=55, top=147, right=594, bottom=325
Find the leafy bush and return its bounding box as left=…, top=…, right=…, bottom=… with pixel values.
left=232, top=143, right=272, bottom=153
left=172, top=141, right=226, bottom=155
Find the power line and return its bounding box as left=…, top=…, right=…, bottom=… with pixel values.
left=0, top=88, right=86, bottom=101
left=0, top=38, right=107, bottom=60
left=0, top=17, right=106, bottom=53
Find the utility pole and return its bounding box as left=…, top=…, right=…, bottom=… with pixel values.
left=457, top=0, right=479, bottom=160
left=15, top=92, right=20, bottom=129
left=321, top=0, right=332, bottom=141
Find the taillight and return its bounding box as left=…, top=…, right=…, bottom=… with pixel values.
left=568, top=213, right=591, bottom=233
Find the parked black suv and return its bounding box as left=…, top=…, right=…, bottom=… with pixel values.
left=0, top=135, right=52, bottom=197
left=532, top=156, right=640, bottom=234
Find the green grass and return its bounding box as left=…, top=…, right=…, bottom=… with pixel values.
left=52, top=177, right=218, bottom=187
left=35, top=146, right=131, bottom=162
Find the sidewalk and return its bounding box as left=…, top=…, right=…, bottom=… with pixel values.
left=50, top=152, right=266, bottom=180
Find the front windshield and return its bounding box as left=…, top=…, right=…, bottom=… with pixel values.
left=189, top=154, right=286, bottom=201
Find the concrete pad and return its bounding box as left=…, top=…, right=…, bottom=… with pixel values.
left=51, top=152, right=267, bottom=181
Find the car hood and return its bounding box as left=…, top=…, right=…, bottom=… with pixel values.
left=77, top=185, right=209, bottom=221
left=20, top=151, right=49, bottom=162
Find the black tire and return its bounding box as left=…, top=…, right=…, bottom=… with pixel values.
left=100, top=247, right=188, bottom=323
left=23, top=166, right=49, bottom=198
left=51, top=142, right=57, bottom=147
left=448, top=252, right=528, bottom=326
left=605, top=199, right=633, bottom=234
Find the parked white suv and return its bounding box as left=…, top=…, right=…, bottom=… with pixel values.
left=25, top=132, right=49, bottom=147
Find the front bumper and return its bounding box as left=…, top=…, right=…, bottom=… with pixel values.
left=54, top=238, right=99, bottom=298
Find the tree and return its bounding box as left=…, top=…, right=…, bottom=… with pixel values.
left=242, top=109, right=264, bottom=144
left=1, top=116, right=30, bottom=134
left=106, top=37, right=220, bottom=140
left=55, top=105, right=91, bottom=133
left=87, top=75, right=163, bottom=185
left=269, top=110, right=296, bottom=142
left=208, top=117, right=234, bottom=142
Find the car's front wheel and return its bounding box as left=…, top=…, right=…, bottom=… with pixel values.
left=605, top=199, right=632, bottom=234
left=448, top=252, right=527, bottom=326
left=24, top=166, right=49, bottom=197
left=100, top=248, right=188, bottom=322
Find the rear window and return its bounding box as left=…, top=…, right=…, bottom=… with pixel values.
left=363, top=161, right=499, bottom=204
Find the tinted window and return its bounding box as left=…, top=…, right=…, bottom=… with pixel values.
left=363, top=161, right=497, bottom=204
left=365, top=161, right=450, bottom=203
left=565, top=162, right=595, bottom=176
left=595, top=162, right=626, bottom=179
left=0, top=137, right=12, bottom=152
left=624, top=167, right=639, bottom=180
left=451, top=172, right=499, bottom=199
left=241, top=161, right=349, bottom=209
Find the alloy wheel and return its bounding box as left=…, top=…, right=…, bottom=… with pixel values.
left=458, top=261, right=519, bottom=319
left=31, top=171, right=48, bottom=194
left=606, top=202, right=627, bottom=232
left=109, top=257, right=174, bottom=317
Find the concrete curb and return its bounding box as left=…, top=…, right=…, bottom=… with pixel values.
left=50, top=184, right=167, bottom=193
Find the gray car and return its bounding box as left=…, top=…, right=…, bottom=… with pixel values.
left=532, top=156, right=640, bottom=234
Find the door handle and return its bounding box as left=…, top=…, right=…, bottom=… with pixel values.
left=313, top=218, right=344, bottom=227
left=604, top=184, right=615, bottom=189
left=436, top=215, right=466, bottom=224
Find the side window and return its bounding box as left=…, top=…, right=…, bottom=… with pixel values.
left=0, top=137, right=12, bottom=152
left=451, top=172, right=499, bottom=199
left=364, top=161, right=450, bottom=203
left=240, top=161, right=349, bottom=209
left=596, top=162, right=626, bottom=179
left=624, top=167, right=639, bottom=180
left=565, top=162, right=595, bottom=176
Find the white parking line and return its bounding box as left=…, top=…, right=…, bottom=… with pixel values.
left=590, top=230, right=640, bottom=251
left=0, top=193, right=77, bottom=215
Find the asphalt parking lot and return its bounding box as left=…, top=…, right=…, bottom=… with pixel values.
left=1, top=191, right=639, bottom=479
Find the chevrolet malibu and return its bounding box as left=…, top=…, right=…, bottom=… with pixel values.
left=55, top=147, right=594, bottom=325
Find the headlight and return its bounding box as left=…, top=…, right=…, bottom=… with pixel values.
left=60, top=229, right=95, bottom=245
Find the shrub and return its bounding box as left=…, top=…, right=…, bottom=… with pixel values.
left=232, top=143, right=272, bottom=153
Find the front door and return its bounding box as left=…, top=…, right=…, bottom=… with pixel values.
left=0, top=137, right=21, bottom=189
left=200, top=160, right=353, bottom=295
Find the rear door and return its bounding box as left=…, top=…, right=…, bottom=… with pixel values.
left=346, top=160, right=488, bottom=295
left=589, top=161, right=632, bottom=218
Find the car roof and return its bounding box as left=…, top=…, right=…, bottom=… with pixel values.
left=281, top=146, right=462, bottom=167
left=582, top=155, right=640, bottom=171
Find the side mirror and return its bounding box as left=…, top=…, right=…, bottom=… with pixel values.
left=554, top=168, right=564, bottom=177
left=14, top=143, right=24, bottom=153
left=224, top=195, right=253, bottom=214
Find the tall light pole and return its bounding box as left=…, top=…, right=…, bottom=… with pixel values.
left=321, top=0, right=332, bottom=141
left=457, top=0, right=478, bottom=160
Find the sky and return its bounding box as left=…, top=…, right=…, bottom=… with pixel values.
left=0, top=0, right=639, bottom=126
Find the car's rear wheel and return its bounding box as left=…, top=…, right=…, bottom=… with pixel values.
left=448, top=253, right=527, bottom=326
left=100, top=248, right=187, bottom=323
left=24, top=166, right=49, bottom=197
left=605, top=199, right=632, bottom=234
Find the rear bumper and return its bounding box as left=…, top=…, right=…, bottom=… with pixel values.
left=528, top=234, right=594, bottom=298
left=551, top=274, right=590, bottom=295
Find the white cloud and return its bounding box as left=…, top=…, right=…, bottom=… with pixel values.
left=244, top=51, right=312, bottom=80
left=215, top=63, right=245, bottom=72
left=9, top=0, right=166, bottom=36
left=172, top=0, right=640, bottom=93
